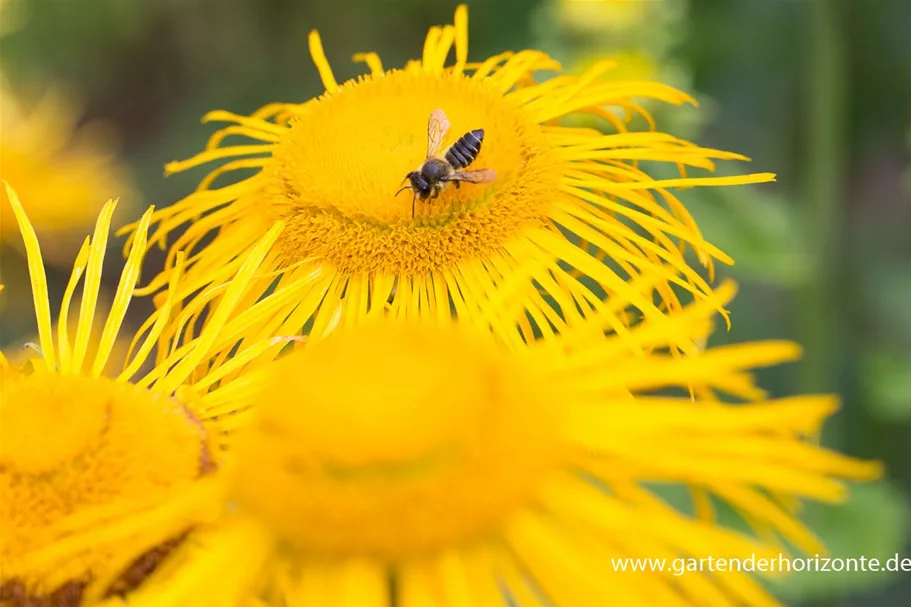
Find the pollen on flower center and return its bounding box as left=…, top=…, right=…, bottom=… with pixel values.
left=260, top=70, right=561, bottom=275
left=0, top=372, right=213, bottom=597
left=233, top=321, right=562, bottom=559
left=0, top=372, right=110, bottom=475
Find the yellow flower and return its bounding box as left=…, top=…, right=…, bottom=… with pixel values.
left=125, top=5, right=773, bottom=353
left=0, top=0, right=28, bottom=37
left=0, top=183, right=302, bottom=605
left=120, top=282, right=879, bottom=607
left=0, top=77, right=137, bottom=266
left=573, top=50, right=660, bottom=84
left=555, top=0, right=651, bottom=33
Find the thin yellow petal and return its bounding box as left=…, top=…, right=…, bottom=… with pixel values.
left=203, top=126, right=280, bottom=152
left=187, top=336, right=286, bottom=395
left=118, top=253, right=185, bottom=383
left=488, top=546, right=547, bottom=607
left=400, top=561, right=443, bottom=607
left=353, top=52, right=384, bottom=77
left=422, top=26, right=443, bottom=71
left=164, top=145, right=273, bottom=175
left=452, top=4, right=469, bottom=76
left=3, top=181, right=56, bottom=371
left=309, top=30, right=339, bottom=92
left=202, top=109, right=287, bottom=134
left=71, top=199, right=117, bottom=375
left=437, top=551, right=474, bottom=607
left=458, top=548, right=506, bottom=607
left=341, top=559, right=388, bottom=607
left=128, top=519, right=272, bottom=607
left=57, top=238, right=91, bottom=374
left=155, top=221, right=284, bottom=394
left=91, top=206, right=154, bottom=377
left=710, top=484, right=827, bottom=555
left=504, top=512, right=645, bottom=606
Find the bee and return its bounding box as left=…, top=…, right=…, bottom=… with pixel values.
left=396, top=108, right=497, bottom=217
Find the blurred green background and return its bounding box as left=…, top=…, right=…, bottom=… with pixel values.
left=1, top=1, right=909, bottom=604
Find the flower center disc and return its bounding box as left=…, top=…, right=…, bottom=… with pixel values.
left=233, top=322, right=561, bottom=559
left=0, top=373, right=212, bottom=581
left=0, top=372, right=109, bottom=474
left=262, top=71, right=561, bottom=275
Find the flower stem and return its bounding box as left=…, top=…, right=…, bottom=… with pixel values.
left=800, top=8, right=851, bottom=605
left=799, top=0, right=845, bottom=399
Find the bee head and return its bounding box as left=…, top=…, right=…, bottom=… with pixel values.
left=408, top=171, right=432, bottom=198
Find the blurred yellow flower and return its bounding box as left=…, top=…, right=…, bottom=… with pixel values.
left=539, top=0, right=704, bottom=140
left=0, top=77, right=137, bottom=266
left=556, top=0, right=650, bottom=33
left=120, top=282, right=879, bottom=607
left=0, top=0, right=28, bottom=37
left=0, top=184, right=303, bottom=605
left=575, top=49, right=659, bottom=83
left=125, top=4, right=772, bottom=356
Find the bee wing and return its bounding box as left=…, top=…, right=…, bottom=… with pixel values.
left=426, top=109, right=451, bottom=159
left=443, top=169, right=498, bottom=184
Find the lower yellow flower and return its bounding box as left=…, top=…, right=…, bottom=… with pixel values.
left=0, top=184, right=302, bottom=605
left=0, top=77, right=136, bottom=266
left=125, top=5, right=773, bottom=355
left=124, top=284, right=879, bottom=607
left=0, top=374, right=210, bottom=605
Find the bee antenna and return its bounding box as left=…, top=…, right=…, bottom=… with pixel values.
left=394, top=184, right=412, bottom=198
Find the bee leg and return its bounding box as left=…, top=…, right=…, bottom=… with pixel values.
left=412, top=193, right=417, bottom=218
left=453, top=181, right=461, bottom=190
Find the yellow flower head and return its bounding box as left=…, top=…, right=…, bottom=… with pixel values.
left=126, top=5, right=773, bottom=353
left=0, top=78, right=137, bottom=266
left=0, top=184, right=291, bottom=605
left=555, top=0, right=652, bottom=33
left=0, top=0, right=27, bottom=37
left=124, top=282, right=879, bottom=607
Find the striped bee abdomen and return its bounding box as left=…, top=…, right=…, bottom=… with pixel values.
left=445, top=129, right=484, bottom=169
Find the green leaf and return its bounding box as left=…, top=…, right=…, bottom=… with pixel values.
left=771, top=481, right=911, bottom=603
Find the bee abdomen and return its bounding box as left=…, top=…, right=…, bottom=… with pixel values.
left=445, top=129, right=484, bottom=169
